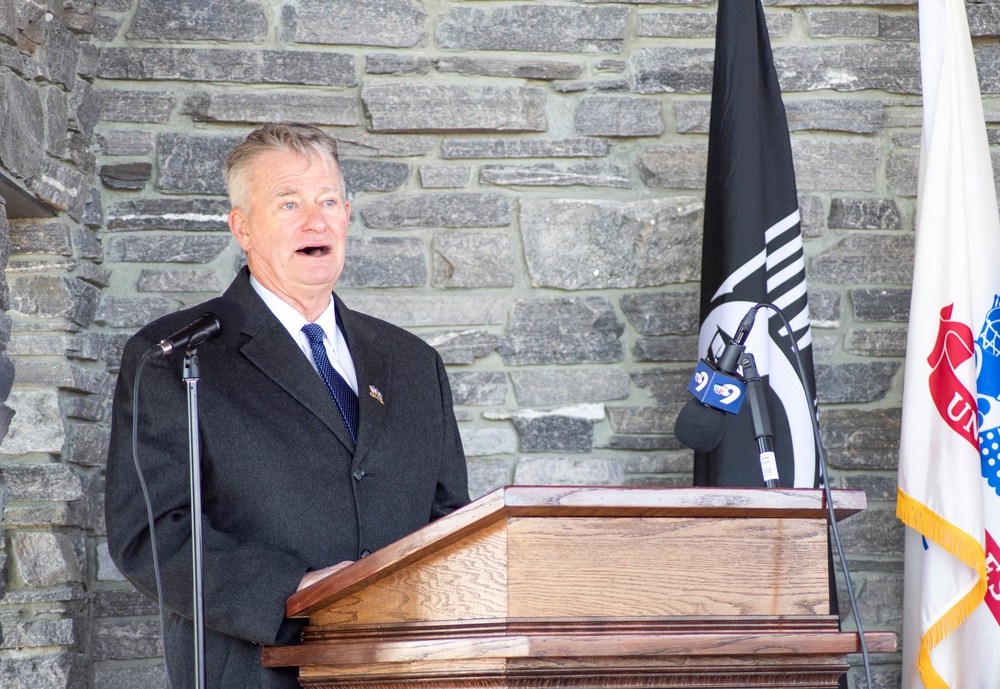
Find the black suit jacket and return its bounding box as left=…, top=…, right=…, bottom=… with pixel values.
left=105, top=268, right=469, bottom=688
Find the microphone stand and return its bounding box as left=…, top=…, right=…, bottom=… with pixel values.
left=739, top=352, right=780, bottom=488
left=183, top=349, right=207, bottom=689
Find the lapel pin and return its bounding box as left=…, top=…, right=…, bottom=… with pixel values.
left=369, top=385, right=384, bottom=405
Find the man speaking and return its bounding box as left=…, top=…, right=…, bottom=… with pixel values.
left=105, top=122, right=470, bottom=688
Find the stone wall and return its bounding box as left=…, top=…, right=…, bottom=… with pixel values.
left=3, top=0, right=993, bottom=687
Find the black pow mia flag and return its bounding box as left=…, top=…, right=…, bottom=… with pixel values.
left=693, top=0, right=819, bottom=490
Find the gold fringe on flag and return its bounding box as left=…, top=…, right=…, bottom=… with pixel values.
left=897, top=487, right=987, bottom=689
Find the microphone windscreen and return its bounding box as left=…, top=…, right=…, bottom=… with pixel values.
left=201, top=296, right=246, bottom=345
left=673, top=398, right=729, bottom=452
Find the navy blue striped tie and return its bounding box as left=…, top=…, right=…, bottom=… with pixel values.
left=302, top=323, right=358, bottom=442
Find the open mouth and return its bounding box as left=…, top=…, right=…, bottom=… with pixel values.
left=297, top=245, right=331, bottom=257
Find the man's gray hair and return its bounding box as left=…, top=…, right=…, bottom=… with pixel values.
left=225, top=122, right=344, bottom=210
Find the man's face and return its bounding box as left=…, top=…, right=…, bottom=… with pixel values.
left=228, top=149, right=350, bottom=306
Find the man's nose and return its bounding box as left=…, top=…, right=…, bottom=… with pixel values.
left=302, top=203, right=329, bottom=231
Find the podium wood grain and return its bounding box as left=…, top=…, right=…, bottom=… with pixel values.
left=263, top=486, right=892, bottom=689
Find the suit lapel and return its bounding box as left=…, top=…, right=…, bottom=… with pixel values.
left=226, top=270, right=357, bottom=453
left=336, top=294, right=391, bottom=467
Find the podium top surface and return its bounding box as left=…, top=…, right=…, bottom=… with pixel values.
left=286, top=486, right=864, bottom=618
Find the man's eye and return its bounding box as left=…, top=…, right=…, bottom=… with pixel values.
left=323, top=199, right=336, bottom=207
left=283, top=202, right=296, bottom=209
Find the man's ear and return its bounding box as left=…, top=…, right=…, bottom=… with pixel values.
left=229, top=207, right=251, bottom=251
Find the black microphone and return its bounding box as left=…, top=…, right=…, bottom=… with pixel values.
left=144, top=297, right=246, bottom=358
left=673, top=304, right=764, bottom=453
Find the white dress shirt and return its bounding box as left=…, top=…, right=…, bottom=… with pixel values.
left=249, top=275, right=359, bottom=394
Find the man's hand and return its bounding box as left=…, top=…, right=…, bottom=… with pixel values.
left=296, top=560, right=354, bottom=591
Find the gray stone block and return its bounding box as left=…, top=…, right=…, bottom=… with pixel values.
left=138, top=269, right=226, bottom=293
left=0, top=390, right=64, bottom=456
left=94, top=665, right=168, bottom=689
left=44, top=87, right=69, bottom=159
left=448, top=371, right=508, bottom=406
left=624, top=451, right=693, bottom=475
left=609, top=434, right=683, bottom=451
left=64, top=422, right=111, bottom=467
left=621, top=291, right=700, bottom=336
left=552, top=78, right=630, bottom=94
left=108, top=198, right=231, bottom=232
left=639, top=12, right=717, bottom=38
left=799, top=194, right=827, bottom=238
left=438, top=6, right=628, bottom=53
left=633, top=43, right=920, bottom=95
left=632, top=336, right=700, bottom=362
left=459, top=426, right=518, bottom=458
left=434, top=57, right=582, bottom=80
left=73, top=226, right=104, bottom=261
left=92, top=618, right=163, bottom=661
left=0, top=653, right=82, bottom=689
left=481, top=162, right=630, bottom=188
left=814, top=362, right=899, bottom=403
left=9, top=221, right=73, bottom=255
left=92, top=589, right=161, bottom=618
left=829, top=198, right=903, bottom=230
left=810, top=234, right=914, bottom=285
left=511, top=369, right=630, bottom=406
left=183, top=92, right=359, bottom=126
left=108, top=235, right=232, bottom=263
left=14, top=360, right=109, bottom=394
left=285, top=0, right=427, bottom=48
left=366, top=53, right=431, bottom=75
left=809, top=11, right=878, bottom=38
left=344, top=296, right=505, bottom=327
left=100, top=162, right=152, bottom=190
left=99, top=47, right=356, bottom=87
left=98, top=89, right=175, bottom=123
left=498, top=297, right=624, bottom=365
left=157, top=133, right=238, bottom=195
left=360, top=192, right=509, bottom=229
left=41, top=20, right=80, bottom=89
left=852, top=288, right=911, bottom=322
left=422, top=330, right=500, bottom=365
left=637, top=143, right=707, bottom=189
left=630, top=369, right=692, bottom=406
left=513, top=413, right=598, bottom=453
left=0, top=0, right=13, bottom=42
left=520, top=198, right=702, bottom=289
left=336, top=132, right=436, bottom=157
left=32, top=158, right=91, bottom=217
left=94, top=15, right=124, bottom=42
left=845, top=327, right=907, bottom=358
left=419, top=166, right=469, bottom=189
left=0, top=461, right=83, bottom=501
left=363, top=84, right=547, bottom=133
left=70, top=80, right=101, bottom=139
left=886, top=150, right=919, bottom=197
left=969, top=5, right=1000, bottom=37
left=10, top=276, right=99, bottom=325
left=432, top=232, right=514, bottom=289
left=442, top=137, right=609, bottom=159
left=466, top=457, right=514, bottom=499
left=837, top=508, right=904, bottom=556
left=95, top=296, right=175, bottom=328
left=10, top=532, right=81, bottom=586
left=794, top=140, right=880, bottom=191
left=129, top=0, right=267, bottom=41
left=878, top=15, right=920, bottom=41
left=575, top=96, right=664, bottom=137
left=96, top=130, right=155, bottom=156
left=338, top=236, right=426, bottom=288
left=0, top=71, right=45, bottom=180
left=820, top=408, right=901, bottom=471
left=342, top=159, right=409, bottom=195
left=514, top=456, right=624, bottom=485
left=810, top=289, right=842, bottom=327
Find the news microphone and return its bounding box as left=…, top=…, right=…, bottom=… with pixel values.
left=672, top=304, right=764, bottom=452
left=144, top=297, right=246, bottom=358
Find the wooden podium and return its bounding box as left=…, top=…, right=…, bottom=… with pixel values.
left=263, top=486, right=894, bottom=688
